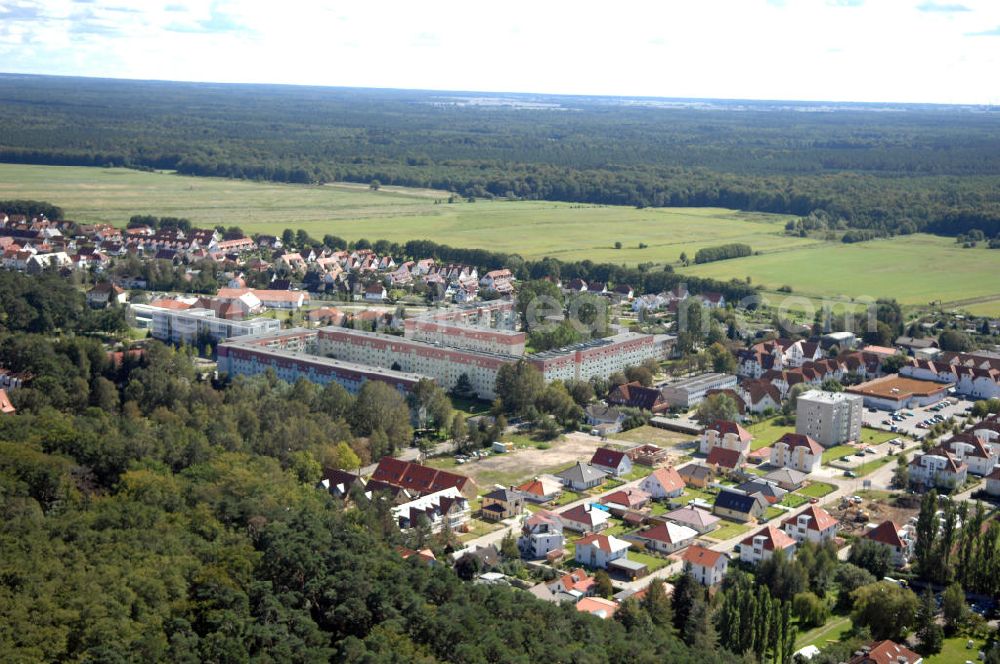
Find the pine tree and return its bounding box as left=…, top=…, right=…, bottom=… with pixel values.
left=641, top=578, right=674, bottom=629
left=685, top=591, right=718, bottom=652
left=672, top=569, right=697, bottom=634
left=916, top=587, right=944, bottom=655
left=915, top=490, right=938, bottom=579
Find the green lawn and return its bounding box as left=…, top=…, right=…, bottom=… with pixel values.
left=747, top=419, right=795, bottom=451
left=681, top=232, right=1000, bottom=313
left=610, top=425, right=693, bottom=450
left=794, top=614, right=853, bottom=650
left=821, top=445, right=857, bottom=463
left=853, top=457, right=893, bottom=477
left=707, top=521, right=751, bottom=541
left=450, top=395, right=491, bottom=417
left=625, top=549, right=672, bottom=573
left=553, top=491, right=584, bottom=507
left=762, top=506, right=786, bottom=522
left=782, top=494, right=809, bottom=508
left=859, top=428, right=899, bottom=446
left=677, top=487, right=717, bottom=505
left=798, top=482, right=837, bottom=499
left=925, top=635, right=987, bottom=663
left=621, top=465, right=656, bottom=482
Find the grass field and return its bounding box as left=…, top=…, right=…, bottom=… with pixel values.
left=926, top=635, right=986, bottom=663
left=708, top=521, right=751, bottom=541
left=821, top=444, right=858, bottom=463
left=682, top=232, right=1000, bottom=312
left=747, top=419, right=794, bottom=451
left=798, top=482, right=837, bottom=498
left=6, top=163, right=1000, bottom=314
left=0, top=164, right=815, bottom=264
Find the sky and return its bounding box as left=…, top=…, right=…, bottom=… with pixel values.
left=1, top=0, right=998, bottom=104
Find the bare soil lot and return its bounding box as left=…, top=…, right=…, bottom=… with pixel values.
left=428, top=431, right=608, bottom=491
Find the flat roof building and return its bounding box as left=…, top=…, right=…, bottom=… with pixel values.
left=795, top=389, right=863, bottom=447
left=661, top=373, right=738, bottom=409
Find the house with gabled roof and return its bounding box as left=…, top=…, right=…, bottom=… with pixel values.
left=681, top=545, right=728, bottom=586
left=392, top=487, right=470, bottom=533
left=714, top=489, right=767, bottom=523
left=908, top=446, right=968, bottom=490
left=847, top=639, right=922, bottom=664
left=589, top=447, right=633, bottom=477
left=740, top=525, right=797, bottom=565
left=700, top=420, right=753, bottom=455
left=371, top=457, right=476, bottom=498
left=519, top=510, right=565, bottom=560
left=944, top=433, right=998, bottom=476
left=548, top=568, right=595, bottom=597
left=662, top=505, right=719, bottom=534
left=630, top=521, right=697, bottom=554
left=782, top=505, right=838, bottom=544
left=575, top=532, right=631, bottom=569
left=575, top=596, right=619, bottom=619
left=514, top=475, right=563, bottom=503
left=864, top=520, right=914, bottom=567
left=480, top=487, right=524, bottom=522
left=706, top=446, right=745, bottom=472
left=770, top=432, right=823, bottom=474
left=560, top=503, right=611, bottom=533
left=734, top=480, right=786, bottom=504
left=599, top=488, right=651, bottom=515
left=639, top=466, right=685, bottom=500
left=677, top=463, right=714, bottom=488
left=585, top=403, right=625, bottom=434
left=318, top=468, right=365, bottom=499
left=556, top=462, right=608, bottom=491
left=607, top=381, right=669, bottom=413
left=739, top=380, right=783, bottom=414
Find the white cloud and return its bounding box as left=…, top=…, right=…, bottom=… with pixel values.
left=0, top=0, right=998, bottom=103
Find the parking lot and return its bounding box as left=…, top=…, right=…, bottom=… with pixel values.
left=860, top=395, right=976, bottom=439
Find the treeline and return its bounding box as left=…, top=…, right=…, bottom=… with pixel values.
left=3, top=74, right=1000, bottom=235
left=694, top=243, right=753, bottom=264
left=0, top=198, right=63, bottom=219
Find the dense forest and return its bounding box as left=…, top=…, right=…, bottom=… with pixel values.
left=0, top=271, right=740, bottom=663
left=2, top=74, right=1000, bottom=236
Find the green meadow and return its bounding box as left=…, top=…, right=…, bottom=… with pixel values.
left=3, top=164, right=1000, bottom=314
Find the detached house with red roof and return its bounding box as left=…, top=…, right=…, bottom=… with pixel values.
left=574, top=532, right=631, bottom=569
left=782, top=505, right=838, bottom=544
left=847, top=639, right=922, bottom=664
left=560, top=503, right=611, bottom=533
left=769, top=433, right=823, bottom=474
left=590, top=447, right=633, bottom=477
left=681, top=544, right=729, bottom=586
left=865, top=520, right=915, bottom=567
left=740, top=525, right=797, bottom=565
left=706, top=446, right=745, bottom=472
left=908, top=447, right=968, bottom=490
left=699, top=420, right=753, bottom=456
left=606, top=381, right=669, bottom=413
left=599, top=488, right=651, bottom=516
left=639, top=466, right=685, bottom=500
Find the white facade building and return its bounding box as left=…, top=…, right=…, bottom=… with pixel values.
left=795, top=390, right=863, bottom=447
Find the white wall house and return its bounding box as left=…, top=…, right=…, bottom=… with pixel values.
left=681, top=545, right=729, bottom=586
left=781, top=506, right=839, bottom=544
left=699, top=421, right=753, bottom=455
left=769, top=433, right=823, bottom=474
left=574, top=533, right=631, bottom=569
left=909, top=448, right=968, bottom=490
left=739, top=526, right=797, bottom=566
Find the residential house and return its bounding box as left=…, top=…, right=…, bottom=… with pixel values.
left=86, top=282, right=128, bottom=308
left=677, top=463, right=714, bottom=488
left=662, top=505, right=720, bottom=534
left=607, top=381, right=669, bottom=413
left=762, top=468, right=808, bottom=492
left=944, top=433, right=998, bottom=476
left=548, top=568, right=596, bottom=598
left=599, top=488, right=652, bottom=515
left=705, top=447, right=745, bottom=473
left=739, top=381, right=783, bottom=414
left=864, top=520, right=915, bottom=567
left=699, top=420, right=753, bottom=455
left=557, top=462, right=609, bottom=491
left=519, top=510, right=565, bottom=560
left=364, top=283, right=388, bottom=302
left=769, top=433, right=823, bottom=474
left=734, top=480, right=786, bottom=504
left=514, top=476, right=563, bottom=503
left=371, top=457, right=477, bottom=498
left=575, top=597, right=619, bottom=619
left=627, top=443, right=670, bottom=466
left=396, top=547, right=437, bottom=566
left=700, top=292, right=725, bottom=309
left=574, top=532, right=631, bottom=569
left=782, top=505, right=839, bottom=544
left=847, top=640, right=922, bottom=664
left=740, top=525, right=797, bottom=565
left=987, top=466, right=1000, bottom=497
left=560, top=503, right=611, bottom=533
left=714, top=489, right=768, bottom=523
left=908, top=447, right=968, bottom=490
left=590, top=447, right=633, bottom=477
left=585, top=403, right=625, bottom=435
left=318, top=468, right=365, bottom=499
left=639, top=466, right=685, bottom=500
left=682, top=545, right=728, bottom=586
left=631, top=522, right=698, bottom=554
left=480, top=487, right=524, bottom=522
left=610, top=284, right=634, bottom=301
left=392, top=487, right=470, bottom=533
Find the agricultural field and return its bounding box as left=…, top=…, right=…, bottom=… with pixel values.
left=0, top=164, right=815, bottom=264
left=681, top=233, right=1000, bottom=314
left=5, top=164, right=1000, bottom=313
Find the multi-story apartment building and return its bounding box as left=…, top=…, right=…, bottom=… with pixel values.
left=661, top=372, right=738, bottom=408
left=795, top=389, right=863, bottom=447
left=150, top=306, right=281, bottom=345
left=403, top=318, right=526, bottom=356
left=217, top=329, right=427, bottom=394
